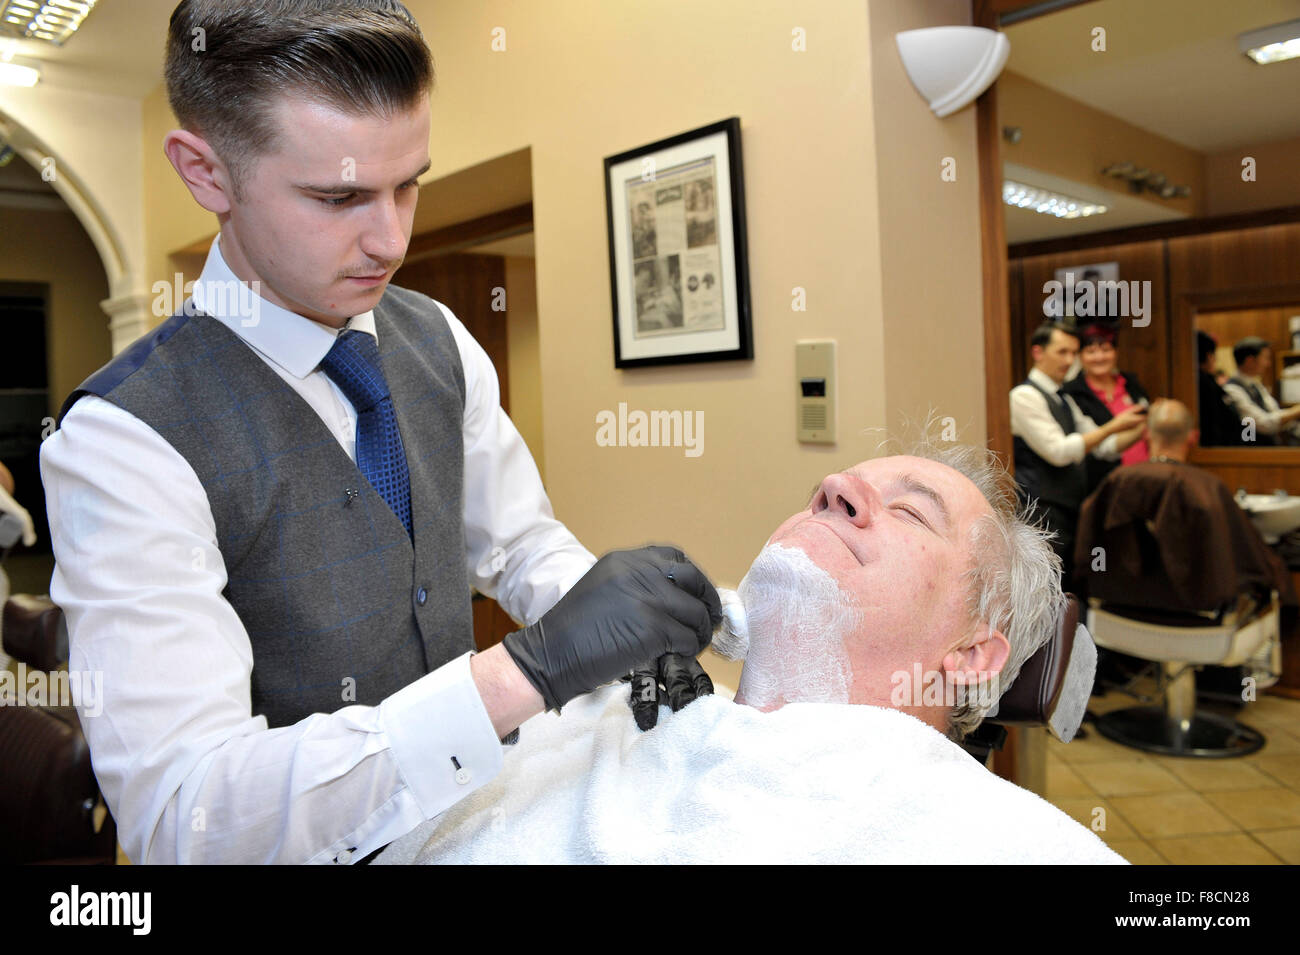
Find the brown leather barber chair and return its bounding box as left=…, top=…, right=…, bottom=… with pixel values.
left=1, top=591, right=117, bottom=864
left=961, top=595, right=1096, bottom=762
left=1075, top=466, right=1280, bottom=758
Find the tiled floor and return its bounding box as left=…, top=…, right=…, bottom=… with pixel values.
left=1043, top=681, right=1300, bottom=864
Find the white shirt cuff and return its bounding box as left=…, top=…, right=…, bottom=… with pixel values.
left=379, top=651, right=504, bottom=820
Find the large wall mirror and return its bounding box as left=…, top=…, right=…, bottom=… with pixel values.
left=1197, top=302, right=1300, bottom=448
left=1174, top=281, right=1300, bottom=465
left=999, top=0, right=1300, bottom=470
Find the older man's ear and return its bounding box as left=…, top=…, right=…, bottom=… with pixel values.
left=940, top=624, right=1010, bottom=685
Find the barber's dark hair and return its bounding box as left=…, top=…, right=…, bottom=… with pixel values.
left=1233, top=336, right=1270, bottom=367
left=1197, top=330, right=1218, bottom=364
left=1030, top=321, right=1078, bottom=351
left=165, top=0, right=433, bottom=200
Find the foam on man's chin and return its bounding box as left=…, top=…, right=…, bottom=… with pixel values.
left=735, top=543, right=861, bottom=710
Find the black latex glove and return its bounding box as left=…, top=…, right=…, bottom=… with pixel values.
left=628, top=652, right=715, bottom=731
left=503, top=545, right=722, bottom=712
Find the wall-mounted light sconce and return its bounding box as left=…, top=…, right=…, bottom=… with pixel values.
left=895, top=26, right=1010, bottom=118
left=1101, top=161, right=1190, bottom=201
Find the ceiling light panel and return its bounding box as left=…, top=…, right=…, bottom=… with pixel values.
left=1239, top=17, right=1300, bottom=65
left=1003, top=180, right=1109, bottom=219
left=0, top=0, right=98, bottom=47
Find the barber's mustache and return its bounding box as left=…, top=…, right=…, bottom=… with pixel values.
left=339, top=261, right=402, bottom=279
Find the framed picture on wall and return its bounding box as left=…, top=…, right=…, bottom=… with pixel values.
left=603, top=117, right=753, bottom=368
left=1050, top=261, right=1120, bottom=322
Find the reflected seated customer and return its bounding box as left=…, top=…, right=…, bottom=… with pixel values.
left=377, top=444, right=1125, bottom=865
left=1073, top=399, right=1296, bottom=617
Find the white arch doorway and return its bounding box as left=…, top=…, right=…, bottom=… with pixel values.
left=0, top=103, right=153, bottom=354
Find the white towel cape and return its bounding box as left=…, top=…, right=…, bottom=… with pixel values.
left=376, top=685, right=1126, bottom=864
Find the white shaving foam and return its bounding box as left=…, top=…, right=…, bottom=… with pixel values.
left=711, top=588, right=750, bottom=661
left=735, top=543, right=861, bottom=710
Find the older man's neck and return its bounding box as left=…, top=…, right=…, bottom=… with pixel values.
left=735, top=686, right=953, bottom=735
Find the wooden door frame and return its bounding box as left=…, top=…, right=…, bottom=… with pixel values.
left=971, top=0, right=1102, bottom=784
left=974, top=0, right=1101, bottom=462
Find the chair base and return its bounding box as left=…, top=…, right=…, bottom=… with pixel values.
left=1095, top=706, right=1265, bottom=758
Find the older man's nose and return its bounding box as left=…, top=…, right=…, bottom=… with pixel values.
left=813, top=472, right=875, bottom=527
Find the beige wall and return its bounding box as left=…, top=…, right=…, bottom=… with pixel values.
left=0, top=81, right=144, bottom=300
left=1205, top=136, right=1300, bottom=217
left=869, top=0, right=984, bottom=439
left=139, top=0, right=988, bottom=688
left=0, top=206, right=111, bottom=416
left=997, top=71, right=1300, bottom=223
left=998, top=71, right=1202, bottom=217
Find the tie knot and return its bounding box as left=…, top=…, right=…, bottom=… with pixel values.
left=319, top=329, right=389, bottom=412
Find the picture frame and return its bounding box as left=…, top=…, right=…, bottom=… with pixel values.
left=1050, top=261, right=1120, bottom=322
left=603, top=117, right=753, bottom=368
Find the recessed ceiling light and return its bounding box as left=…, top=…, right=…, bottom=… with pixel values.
left=1003, top=180, right=1108, bottom=219
left=1239, top=17, right=1300, bottom=64
left=0, top=0, right=98, bottom=48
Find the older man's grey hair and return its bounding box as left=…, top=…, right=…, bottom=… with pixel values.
left=900, top=437, right=1066, bottom=740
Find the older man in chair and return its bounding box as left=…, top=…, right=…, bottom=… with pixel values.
left=1074, top=399, right=1296, bottom=627
left=377, top=445, right=1125, bottom=865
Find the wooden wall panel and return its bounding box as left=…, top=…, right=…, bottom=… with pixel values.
left=1012, top=241, right=1169, bottom=399
left=1186, top=450, right=1300, bottom=495
left=393, top=252, right=510, bottom=413
left=1167, top=222, right=1300, bottom=293
left=1006, top=258, right=1024, bottom=383
left=397, top=252, right=519, bottom=649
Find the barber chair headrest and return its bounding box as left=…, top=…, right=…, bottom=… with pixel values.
left=985, top=594, right=1096, bottom=743
left=2, top=594, right=68, bottom=672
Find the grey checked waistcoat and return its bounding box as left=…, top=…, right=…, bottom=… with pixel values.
left=56, top=285, right=475, bottom=728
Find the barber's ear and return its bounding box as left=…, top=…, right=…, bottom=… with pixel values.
left=163, top=128, right=235, bottom=215
left=942, top=623, right=1010, bottom=685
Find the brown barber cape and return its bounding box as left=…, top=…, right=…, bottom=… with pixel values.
left=1074, top=461, right=1296, bottom=614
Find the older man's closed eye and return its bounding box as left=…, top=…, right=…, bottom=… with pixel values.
left=377, top=445, right=1127, bottom=865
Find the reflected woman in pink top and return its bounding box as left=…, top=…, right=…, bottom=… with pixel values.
left=1062, top=323, right=1151, bottom=494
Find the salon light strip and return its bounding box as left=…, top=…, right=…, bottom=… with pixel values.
left=1239, top=17, right=1300, bottom=64
left=0, top=0, right=98, bottom=47
left=1244, top=37, right=1300, bottom=64
left=1002, top=180, right=1108, bottom=219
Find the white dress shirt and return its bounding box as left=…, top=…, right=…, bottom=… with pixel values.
left=1010, top=367, right=1121, bottom=467
left=39, top=234, right=597, bottom=865
left=1223, top=374, right=1300, bottom=438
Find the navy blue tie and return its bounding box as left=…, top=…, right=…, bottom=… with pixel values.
left=319, top=329, right=413, bottom=540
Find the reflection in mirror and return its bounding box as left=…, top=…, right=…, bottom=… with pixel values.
left=1196, top=306, right=1300, bottom=447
